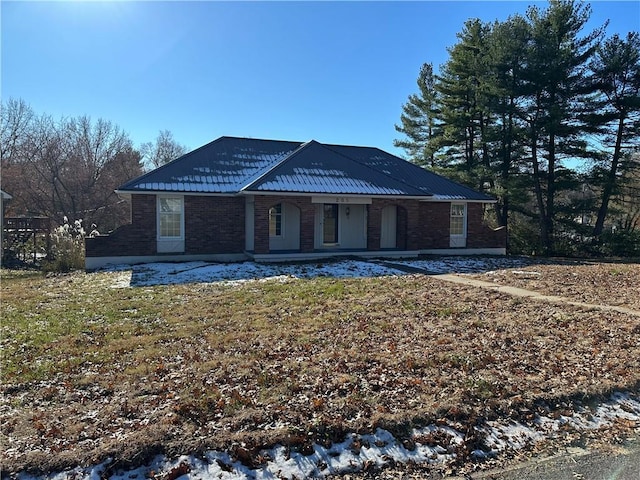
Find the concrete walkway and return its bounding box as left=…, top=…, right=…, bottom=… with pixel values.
left=378, top=261, right=640, bottom=317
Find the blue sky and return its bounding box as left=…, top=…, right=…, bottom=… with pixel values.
left=2, top=1, right=639, bottom=158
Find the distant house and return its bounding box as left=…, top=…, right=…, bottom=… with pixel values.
left=1, top=189, right=12, bottom=265
left=85, top=136, right=505, bottom=270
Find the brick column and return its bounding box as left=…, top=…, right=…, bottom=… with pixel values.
left=403, top=200, right=421, bottom=251
left=299, top=201, right=315, bottom=253
left=253, top=196, right=270, bottom=254
left=367, top=202, right=382, bottom=251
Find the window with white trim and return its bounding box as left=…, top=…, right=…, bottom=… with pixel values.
left=450, top=203, right=466, bottom=236
left=158, top=197, right=183, bottom=238
left=269, top=204, right=283, bottom=237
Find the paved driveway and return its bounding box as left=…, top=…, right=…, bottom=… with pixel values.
left=475, top=443, right=640, bottom=480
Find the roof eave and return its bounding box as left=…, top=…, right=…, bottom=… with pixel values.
left=115, top=189, right=242, bottom=197
left=420, top=196, right=497, bottom=203
left=241, top=189, right=433, bottom=200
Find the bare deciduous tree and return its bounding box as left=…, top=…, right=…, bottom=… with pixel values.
left=140, top=129, right=187, bottom=170
left=1, top=99, right=143, bottom=232
left=0, top=98, right=34, bottom=164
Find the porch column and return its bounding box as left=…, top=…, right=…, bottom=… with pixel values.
left=404, top=200, right=421, bottom=251
left=253, top=196, right=270, bottom=254
left=299, top=201, right=315, bottom=253
left=367, top=202, right=382, bottom=251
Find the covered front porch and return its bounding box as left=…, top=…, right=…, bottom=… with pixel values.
left=245, top=194, right=419, bottom=260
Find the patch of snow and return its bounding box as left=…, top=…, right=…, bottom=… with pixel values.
left=16, top=391, right=640, bottom=479
left=101, top=259, right=403, bottom=288
left=100, top=256, right=534, bottom=288
left=109, top=271, right=132, bottom=288
left=392, top=256, right=532, bottom=275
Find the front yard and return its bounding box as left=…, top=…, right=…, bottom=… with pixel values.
left=1, top=257, right=639, bottom=478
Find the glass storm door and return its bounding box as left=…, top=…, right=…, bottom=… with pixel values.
left=323, top=204, right=339, bottom=245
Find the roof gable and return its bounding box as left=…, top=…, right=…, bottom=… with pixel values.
left=243, top=140, right=428, bottom=196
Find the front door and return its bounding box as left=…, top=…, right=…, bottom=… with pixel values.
left=323, top=204, right=339, bottom=245
left=380, top=205, right=397, bottom=249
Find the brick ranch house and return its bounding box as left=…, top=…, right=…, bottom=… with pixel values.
left=85, top=136, right=506, bottom=270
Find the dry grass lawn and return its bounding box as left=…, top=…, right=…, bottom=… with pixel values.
left=1, top=260, right=639, bottom=475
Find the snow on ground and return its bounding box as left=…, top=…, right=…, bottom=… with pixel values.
left=98, top=256, right=534, bottom=288
left=17, top=392, right=640, bottom=480
left=391, top=255, right=533, bottom=275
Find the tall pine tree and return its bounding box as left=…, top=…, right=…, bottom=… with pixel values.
left=486, top=15, right=531, bottom=227
left=394, top=63, right=439, bottom=167
left=587, top=32, right=640, bottom=236
left=519, top=0, right=603, bottom=253
left=433, top=19, right=494, bottom=191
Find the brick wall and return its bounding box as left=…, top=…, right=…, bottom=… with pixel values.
left=417, top=202, right=450, bottom=249
left=86, top=194, right=247, bottom=258
left=415, top=202, right=506, bottom=250
left=466, top=203, right=507, bottom=248
left=86, top=194, right=506, bottom=259
left=184, top=196, right=244, bottom=254
left=85, top=194, right=156, bottom=257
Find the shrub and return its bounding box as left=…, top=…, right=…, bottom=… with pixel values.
left=507, top=213, right=543, bottom=255
left=42, top=218, right=86, bottom=272
left=595, top=230, right=640, bottom=257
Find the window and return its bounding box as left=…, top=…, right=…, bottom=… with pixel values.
left=269, top=204, right=282, bottom=237
left=158, top=197, right=183, bottom=238
left=450, top=204, right=466, bottom=236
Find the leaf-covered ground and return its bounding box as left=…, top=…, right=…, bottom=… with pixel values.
left=468, top=260, right=640, bottom=311
left=1, top=258, right=639, bottom=476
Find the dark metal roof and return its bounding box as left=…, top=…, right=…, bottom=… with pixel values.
left=323, top=144, right=494, bottom=201
left=243, top=140, right=428, bottom=196
left=118, top=137, right=301, bottom=193
left=118, top=136, right=494, bottom=201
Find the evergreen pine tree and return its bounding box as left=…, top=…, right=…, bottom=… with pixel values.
left=587, top=32, right=640, bottom=236
left=433, top=18, right=494, bottom=191
left=519, top=0, right=603, bottom=253
left=394, top=63, right=439, bottom=167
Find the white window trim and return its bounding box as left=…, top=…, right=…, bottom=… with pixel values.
left=157, top=195, right=185, bottom=240
left=450, top=203, right=467, bottom=237
left=269, top=204, right=285, bottom=238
